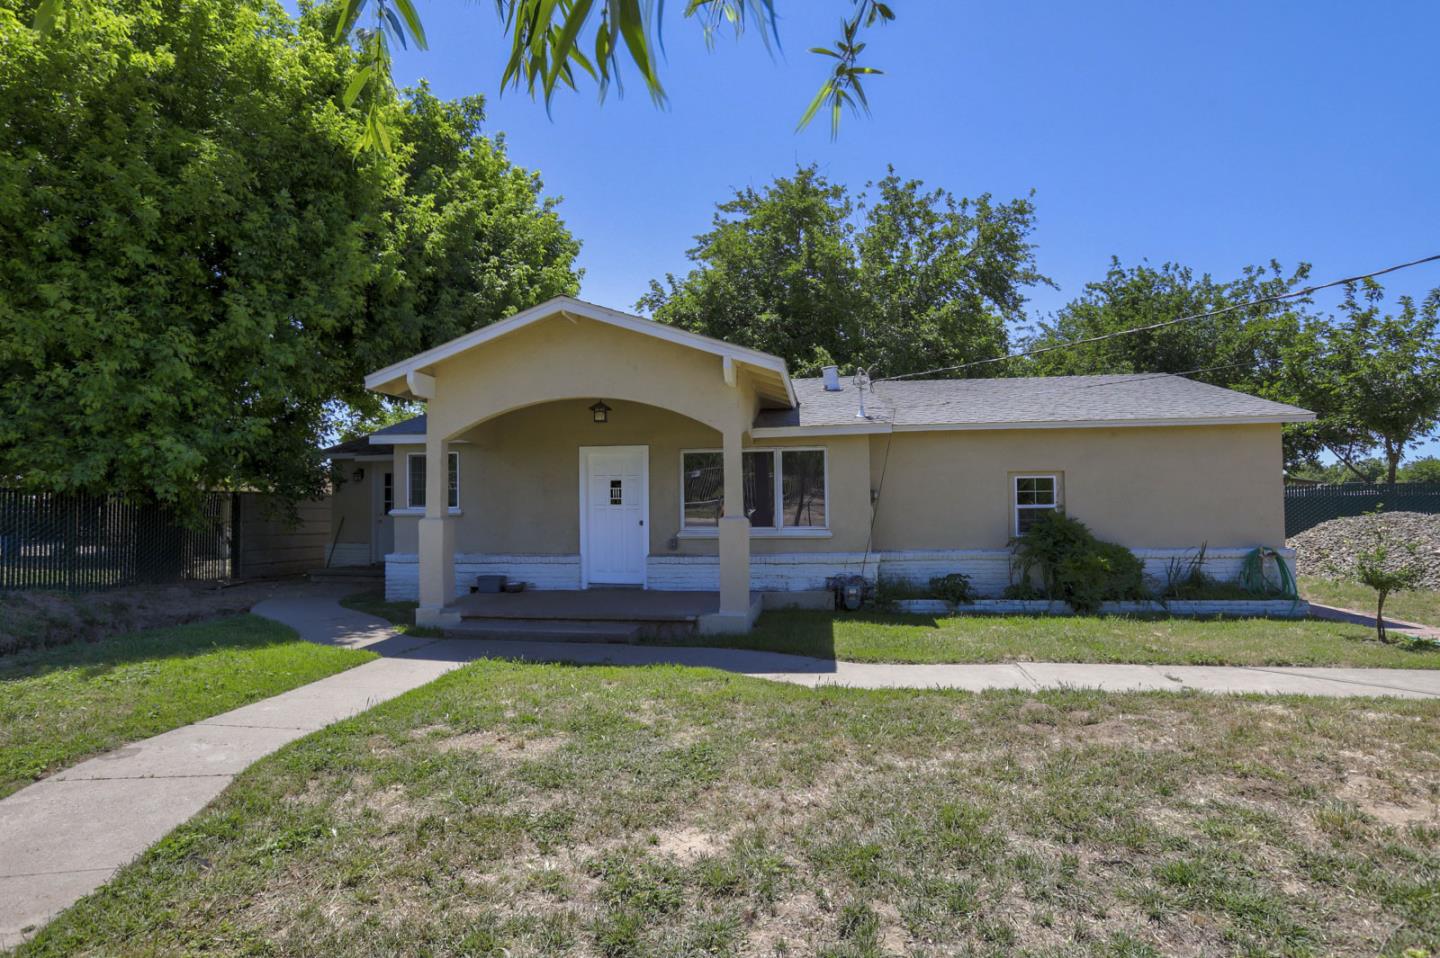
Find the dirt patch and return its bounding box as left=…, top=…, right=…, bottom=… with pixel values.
left=1338, top=772, right=1440, bottom=828
left=433, top=729, right=568, bottom=758
left=648, top=826, right=726, bottom=863
left=0, top=577, right=326, bottom=656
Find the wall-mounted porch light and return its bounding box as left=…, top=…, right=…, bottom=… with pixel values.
left=351, top=467, right=365, bottom=482
left=589, top=400, right=612, bottom=424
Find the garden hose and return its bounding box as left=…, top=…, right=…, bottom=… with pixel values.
left=1240, top=546, right=1298, bottom=600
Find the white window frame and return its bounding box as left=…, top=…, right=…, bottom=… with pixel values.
left=678, top=446, right=830, bottom=538
left=398, top=451, right=462, bottom=515
left=1012, top=473, right=1059, bottom=537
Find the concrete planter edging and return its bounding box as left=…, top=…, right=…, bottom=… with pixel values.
left=893, top=597, right=1311, bottom=619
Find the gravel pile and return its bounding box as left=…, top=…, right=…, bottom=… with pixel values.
left=1288, top=511, right=1440, bottom=589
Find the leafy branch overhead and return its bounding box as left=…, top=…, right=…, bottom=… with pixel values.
left=33, top=1, right=894, bottom=153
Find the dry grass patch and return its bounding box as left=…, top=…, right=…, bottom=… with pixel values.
left=21, top=660, right=1440, bottom=957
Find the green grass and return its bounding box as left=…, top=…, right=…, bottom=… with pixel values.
left=20, top=661, right=1440, bottom=956
left=349, top=593, right=1440, bottom=668
left=0, top=615, right=376, bottom=799
left=1300, top=575, right=1440, bottom=628
left=339, top=592, right=443, bottom=637
left=667, top=610, right=1440, bottom=668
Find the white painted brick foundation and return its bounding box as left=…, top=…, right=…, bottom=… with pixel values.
left=385, top=553, right=581, bottom=601
left=894, top=597, right=1310, bottom=619
left=385, top=546, right=1299, bottom=604
left=647, top=553, right=875, bottom=592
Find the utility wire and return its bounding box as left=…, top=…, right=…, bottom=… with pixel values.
left=875, top=252, right=1440, bottom=383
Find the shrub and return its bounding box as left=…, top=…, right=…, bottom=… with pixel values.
left=1010, top=511, right=1144, bottom=614
left=929, top=573, right=975, bottom=605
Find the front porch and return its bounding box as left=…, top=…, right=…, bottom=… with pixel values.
left=439, top=588, right=763, bottom=639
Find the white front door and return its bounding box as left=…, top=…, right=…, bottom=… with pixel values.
left=581, top=446, right=648, bottom=587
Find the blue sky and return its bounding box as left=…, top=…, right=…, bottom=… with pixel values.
left=383, top=0, right=1440, bottom=457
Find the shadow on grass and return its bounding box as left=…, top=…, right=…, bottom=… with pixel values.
left=0, top=614, right=297, bottom=684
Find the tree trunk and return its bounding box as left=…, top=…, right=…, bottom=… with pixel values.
left=1384, top=438, right=1401, bottom=485
left=1375, top=590, right=1388, bottom=643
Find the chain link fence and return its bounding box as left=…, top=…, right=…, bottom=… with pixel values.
left=1285, top=482, right=1440, bottom=538
left=0, top=489, right=233, bottom=592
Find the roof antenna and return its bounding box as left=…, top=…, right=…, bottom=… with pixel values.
left=854, top=368, right=870, bottom=419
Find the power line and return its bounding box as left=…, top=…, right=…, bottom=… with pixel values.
left=876, top=252, right=1440, bottom=383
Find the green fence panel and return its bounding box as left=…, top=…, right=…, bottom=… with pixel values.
left=1284, top=482, right=1440, bottom=538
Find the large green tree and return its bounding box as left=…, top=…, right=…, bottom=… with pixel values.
left=1022, top=259, right=1310, bottom=394
left=1278, top=282, right=1440, bottom=483
left=639, top=165, right=1047, bottom=378
left=0, top=0, right=578, bottom=510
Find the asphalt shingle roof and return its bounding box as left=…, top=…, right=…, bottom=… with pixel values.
left=322, top=415, right=426, bottom=456
left=754, top=375, right=1313, bottom=430
left=371, top=414, right=427, bottom=437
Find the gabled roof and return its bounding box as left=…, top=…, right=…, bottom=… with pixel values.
left=321, top=416, right=426, bottom=456
left=365, top=296, right=795, bottom=407
left=751, top=374, right=1315, bottom=436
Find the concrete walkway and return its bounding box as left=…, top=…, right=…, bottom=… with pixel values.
left=6, top=593, right=1440, bottom=948
left=414, top=636, right=1440, bottom=699
left=1308, top=601, right=1440, bottom=639
left=0, top=595, right=466, bottom=950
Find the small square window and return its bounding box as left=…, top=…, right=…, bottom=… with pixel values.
left=1013, top=475, right=1059, bottom=537
left=609, top=479, right=623, bottom=505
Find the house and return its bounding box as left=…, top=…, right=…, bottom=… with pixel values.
left=323, top=296, right=1314, bottom=632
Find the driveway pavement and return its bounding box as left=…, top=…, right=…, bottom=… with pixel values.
left=4, top=590, right=1439, bottom=948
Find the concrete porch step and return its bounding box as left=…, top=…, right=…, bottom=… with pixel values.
left=309, top=566, right=383, bottom=583
left=443, top=618, right=650, bottom=642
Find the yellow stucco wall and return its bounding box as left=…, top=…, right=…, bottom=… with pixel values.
left=423, top=313, right=759, bottom=439
left=869, top=423, right=1286, bottom=550
left=389, top=418, right=1285, bottom=556
left=329, top=467, right=373, bottom=545
left=386, top=401, right=875, bottom=555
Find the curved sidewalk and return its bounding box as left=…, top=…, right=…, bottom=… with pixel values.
left=0, top=596, right=459, bottom=950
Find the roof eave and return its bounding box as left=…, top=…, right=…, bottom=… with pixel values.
left=750, top=412, right=1315, bottom=438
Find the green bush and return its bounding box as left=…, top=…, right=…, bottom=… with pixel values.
left=1011, top=511, right=1145, bottom=613
left=929, top=573, right=975, bottom=605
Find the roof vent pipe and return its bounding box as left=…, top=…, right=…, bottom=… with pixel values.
left=854, top=368, right=870, bottom=419
left=821, top=365, right=842, bottom=392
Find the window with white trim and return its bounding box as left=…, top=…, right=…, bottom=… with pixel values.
left=680, top=448, right=827, bottom=531
left=406, top=452, right=460, bottom=511
left=1013, top=474, right=1058, bottom=536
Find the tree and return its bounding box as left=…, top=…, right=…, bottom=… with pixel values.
left=362, top=84, right=581, bottom=372
left=639, top=165, right=1048, bottom=378
left=38, top=0, right=898, bottom=152
left=1352, top=514, right=1424, bottom=643
left=0, top=0, right=579, bottom=512
left=1023, top=260, right=1311, bottom=391
left=1279, top=282, right=1440, bottom=484
left=856, top=170, right=1048, bottom=379
left=638, top=166, right=864, bottom=368
left=1021, top=259, right=1317, bottom=464
left=1399, top=457, right=1440, bottom=483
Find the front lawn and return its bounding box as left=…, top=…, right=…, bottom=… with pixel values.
left=23, top=661, right=1440, bottom=956
left=0, top=615, right=376, bottom=799
left=672, top=610, right=1440, bottom=668
left=1300, top=575, right=1440, bottom=629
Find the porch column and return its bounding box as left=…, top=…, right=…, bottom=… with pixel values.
left=416, top=434, right=456, bottom=625
left=717, top=426, right=751, bottom=618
